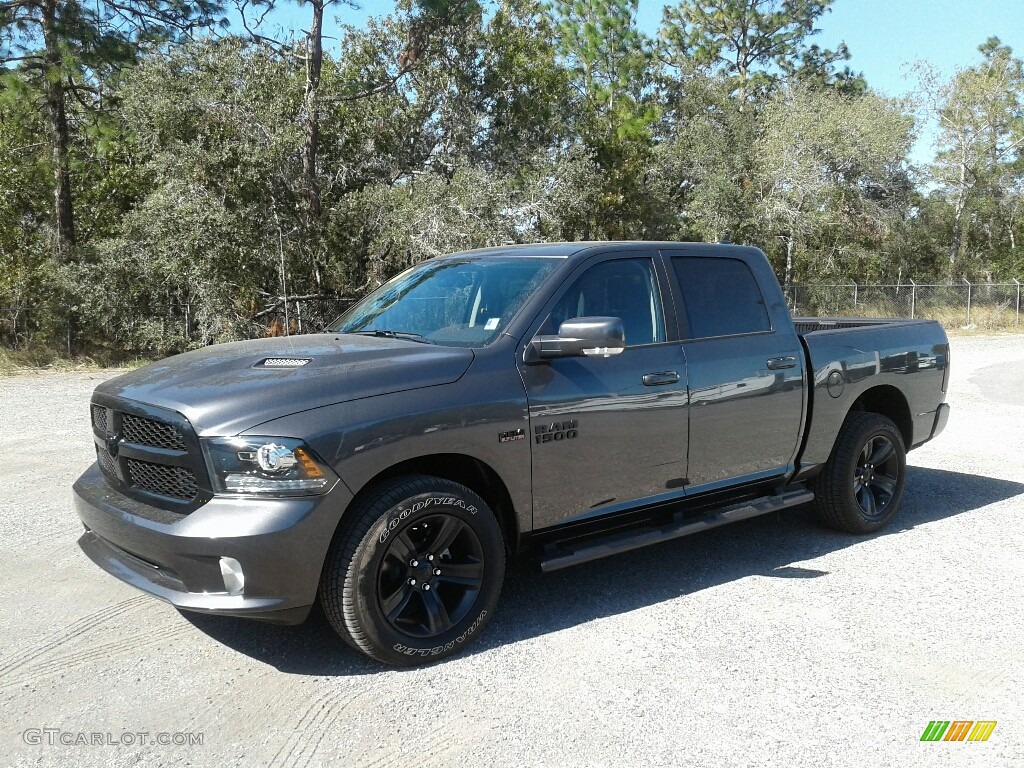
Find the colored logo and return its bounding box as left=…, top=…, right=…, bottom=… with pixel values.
left=920, top=721, right=997, bottom=742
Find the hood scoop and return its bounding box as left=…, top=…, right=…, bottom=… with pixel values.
left=256, top=357, right=312, bottom=368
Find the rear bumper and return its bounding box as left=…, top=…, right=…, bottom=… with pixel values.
left=930, top=402, right=950, bottom=441
left=912, top=402, right=950, bottom=448
left=73, top=463, right=352, bottom=623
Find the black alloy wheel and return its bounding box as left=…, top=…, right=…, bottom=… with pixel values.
left=377, top=514, right=485, bottom=638
left=812, top=411, right=907, bottom=534
left=853, top=434, right=900, bottom=520
left=320, top=475, right=505, bottom=666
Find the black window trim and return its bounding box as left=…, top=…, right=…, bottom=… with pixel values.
left=525, top=250, right=679, bottom=351
left=661, top=251, right=776, bottom=342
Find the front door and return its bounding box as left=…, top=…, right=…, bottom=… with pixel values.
left=518, top=253, right=689, bottom=529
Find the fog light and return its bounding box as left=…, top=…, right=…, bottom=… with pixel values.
left=219, top=557, right=245, bottom=596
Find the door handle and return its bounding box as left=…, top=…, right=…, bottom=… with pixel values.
left=766, top=356, right=797, bottom=370
left=642, top=371, right=680, bottom=386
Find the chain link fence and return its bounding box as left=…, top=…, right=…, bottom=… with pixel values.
left=242, top=296, right=357, bottom=339
left=0, top=296, right=357, bottom=355
left=786, top=280, right=1024, bottom=330
left=0, top=305, right=32, bottom=348
left=4, top=279, right=1022, bottom=355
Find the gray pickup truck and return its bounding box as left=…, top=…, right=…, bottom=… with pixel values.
left=74, top=242, right=950, bottom=665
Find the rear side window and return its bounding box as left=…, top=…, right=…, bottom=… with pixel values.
left=672, top=256, right=771, bottom=339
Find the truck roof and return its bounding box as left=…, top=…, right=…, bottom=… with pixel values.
left=442, top=241, right=764, bottom=263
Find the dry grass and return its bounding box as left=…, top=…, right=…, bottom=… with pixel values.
left=920, top=306, right=1024, bottom=333
left=0, top=346, right=153, bottom=376
left=831, top=303, right=1024, bottom=333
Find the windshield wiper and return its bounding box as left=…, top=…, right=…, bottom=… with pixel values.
left=350, top=329, right=433, bottom=344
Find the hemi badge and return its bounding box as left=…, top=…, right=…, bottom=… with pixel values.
left=498, top=429, right=525, bottom=443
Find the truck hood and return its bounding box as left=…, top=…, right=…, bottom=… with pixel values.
left=95, top=334, right=475, bottom=436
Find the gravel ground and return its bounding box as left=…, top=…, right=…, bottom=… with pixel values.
left=2, top=334, right=1023, bottom=768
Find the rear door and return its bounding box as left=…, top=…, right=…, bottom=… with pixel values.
left=665, top=251, right=805, bottom=492
left=518, top=251, right=689, bottom=530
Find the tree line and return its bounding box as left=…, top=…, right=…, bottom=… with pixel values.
left=2, top=0, right=1022, bottom=357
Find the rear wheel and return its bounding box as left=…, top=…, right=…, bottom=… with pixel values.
left=811, top=412, right=907, bottom=534
left=319, top=475, right=504, bottom=666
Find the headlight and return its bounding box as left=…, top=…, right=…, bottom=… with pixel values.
left=202, top=437, right=339, bottom=496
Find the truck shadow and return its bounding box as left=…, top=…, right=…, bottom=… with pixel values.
left=182, top=467, right=1024, bottom=675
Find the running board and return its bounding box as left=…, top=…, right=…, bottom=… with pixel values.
left=539, top=486, right=814, bottom=572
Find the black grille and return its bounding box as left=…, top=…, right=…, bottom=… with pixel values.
left=127, top=459, right=198, bottom=501
left=91, top=401, right=206, bottom=511
left=97, top=446, right=117, bottom=478
left=122, top=413, right=186, bottom=450
left=91, top=405, right=108, bottom=432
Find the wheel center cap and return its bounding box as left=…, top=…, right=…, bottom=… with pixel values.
left=412, top=560, right=433, bottom=583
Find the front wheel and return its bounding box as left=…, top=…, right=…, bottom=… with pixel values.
left=811, top=412, right=907, bottom=534
left=319, top=475, right=505, bottom=666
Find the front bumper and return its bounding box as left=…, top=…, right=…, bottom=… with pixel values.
left=73, top=463, right=353, bottom=624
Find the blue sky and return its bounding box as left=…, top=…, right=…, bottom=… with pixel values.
left=258, top=0, right=1024, bottom=95
left=806, top=0, right=1024, bottom=96
left=248, top=0, right=1024, bottom=163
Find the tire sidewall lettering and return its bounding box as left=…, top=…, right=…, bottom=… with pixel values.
left=391, top=610, right=489, bottom=656
left=378, top=495, right=478, bottom=544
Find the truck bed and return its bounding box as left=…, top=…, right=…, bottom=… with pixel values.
left=793, top=315, right=949, bottom=475
left=791, top=316, right=932, bottom=335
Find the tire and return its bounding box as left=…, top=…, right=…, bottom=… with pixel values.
left=319, top=475, right=505, bottom=666
left=811, top=412, right=907, bottom=534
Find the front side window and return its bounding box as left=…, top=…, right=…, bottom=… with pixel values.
left=672, top=256, right=771, bottom=339
left=544, top=258, right=666, bottom=347
left=331, top=256, right=561, bottom=347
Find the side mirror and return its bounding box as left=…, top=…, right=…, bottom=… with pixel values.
left=527, top=317, right=626, bottom=363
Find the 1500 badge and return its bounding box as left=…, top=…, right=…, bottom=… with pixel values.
left=534, top=420, right=578, bottom=444
left=498, top=429, right=525, bottom=443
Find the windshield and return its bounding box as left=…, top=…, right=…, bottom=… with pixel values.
left=329, top=256, right=562, bottom=347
